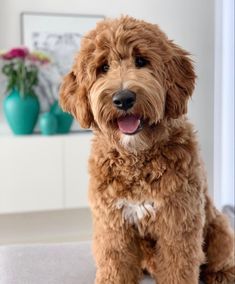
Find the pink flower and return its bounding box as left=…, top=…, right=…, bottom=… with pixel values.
left=2, top=47, right=29, bottom=60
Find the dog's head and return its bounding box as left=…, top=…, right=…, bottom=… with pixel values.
left=60, top=16, right=195, bottom=152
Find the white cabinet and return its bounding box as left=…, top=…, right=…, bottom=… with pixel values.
left=0, top=133, right=92, bottom=214
left=0, top=137, right=63, bottom=213
left=64, top=135, right=91, bottom=208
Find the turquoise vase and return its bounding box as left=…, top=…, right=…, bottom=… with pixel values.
left=3, top=89, right=40, bottom=135
left=51, top=100, right=73, bottom=134
left=39, top=112, right=58, bottom=135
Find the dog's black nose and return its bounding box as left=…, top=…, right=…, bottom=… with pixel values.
left=112, top=90, right=136, bottom=111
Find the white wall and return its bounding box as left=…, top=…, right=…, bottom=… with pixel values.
left=214, top=0, right=234, bottom=209
left=0, top=0, right=215, bottom=243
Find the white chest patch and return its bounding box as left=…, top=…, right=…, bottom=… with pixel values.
left=120, top=134, right=149, bottom=153
left=116, top=199, right=157, bottom=226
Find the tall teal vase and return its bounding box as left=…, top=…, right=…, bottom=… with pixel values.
left=3, top=89, right=40, bottom=135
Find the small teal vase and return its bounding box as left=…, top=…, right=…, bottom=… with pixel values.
left=39, top=112, right=58, bottom=135
left=3, top=89, right=40, bottom=135
left=51, top=100, right=73, bottom=134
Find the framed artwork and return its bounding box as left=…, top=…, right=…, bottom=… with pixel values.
left=21, top=12, right=104, bottom=76
left=21, top=12, right=104, bottom=131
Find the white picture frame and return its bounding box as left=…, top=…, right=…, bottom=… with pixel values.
left=21, top=12, right=104, bottom=73
left=21, top=12, right=104, bottom=132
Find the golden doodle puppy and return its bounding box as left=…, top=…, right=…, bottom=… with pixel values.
left=60, top=16, right=235, bottom=284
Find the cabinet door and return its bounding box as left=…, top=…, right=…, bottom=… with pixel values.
left=0, top=137, right=64, bottom=213
left=64, top=133, right=92, bottom=208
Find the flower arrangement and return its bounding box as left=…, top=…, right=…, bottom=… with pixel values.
left=0, top=47, right=50, bottom=98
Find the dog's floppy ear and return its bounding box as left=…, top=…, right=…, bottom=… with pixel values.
left=164, top=44, right=196, bottom=119
left=59, top=71, right=93, bottom=128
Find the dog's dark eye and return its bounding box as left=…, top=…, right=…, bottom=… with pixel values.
left=100, top=63, right=109, bottom=73
left=135, top=56, right=148, bottom=68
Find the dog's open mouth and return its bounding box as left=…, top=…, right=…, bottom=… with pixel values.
left=117, top=115, right=143, bottom=135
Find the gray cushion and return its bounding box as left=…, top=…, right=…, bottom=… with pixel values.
left=0, top=242, right=154, bottom=284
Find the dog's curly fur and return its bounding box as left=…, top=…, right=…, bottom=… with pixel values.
left=60, top=16, right=235, bottom=284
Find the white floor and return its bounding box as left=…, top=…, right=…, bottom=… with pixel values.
left=0, top=208, right=92, bottom=245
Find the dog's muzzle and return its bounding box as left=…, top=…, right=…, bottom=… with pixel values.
left=112, top=89, right=143, bottom=135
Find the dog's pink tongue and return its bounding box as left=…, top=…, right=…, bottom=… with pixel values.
left=117, top=115, right=140, bottom=134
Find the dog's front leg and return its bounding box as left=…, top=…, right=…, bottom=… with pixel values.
left=152, top=192, right=205, bottom=284
left=93, top=224, right=142, bottom=284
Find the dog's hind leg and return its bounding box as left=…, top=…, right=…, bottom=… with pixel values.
left=201, top=197, right=235, bottom=284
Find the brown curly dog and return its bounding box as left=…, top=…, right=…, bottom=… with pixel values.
left=60, top=16, right=235, bottom=284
